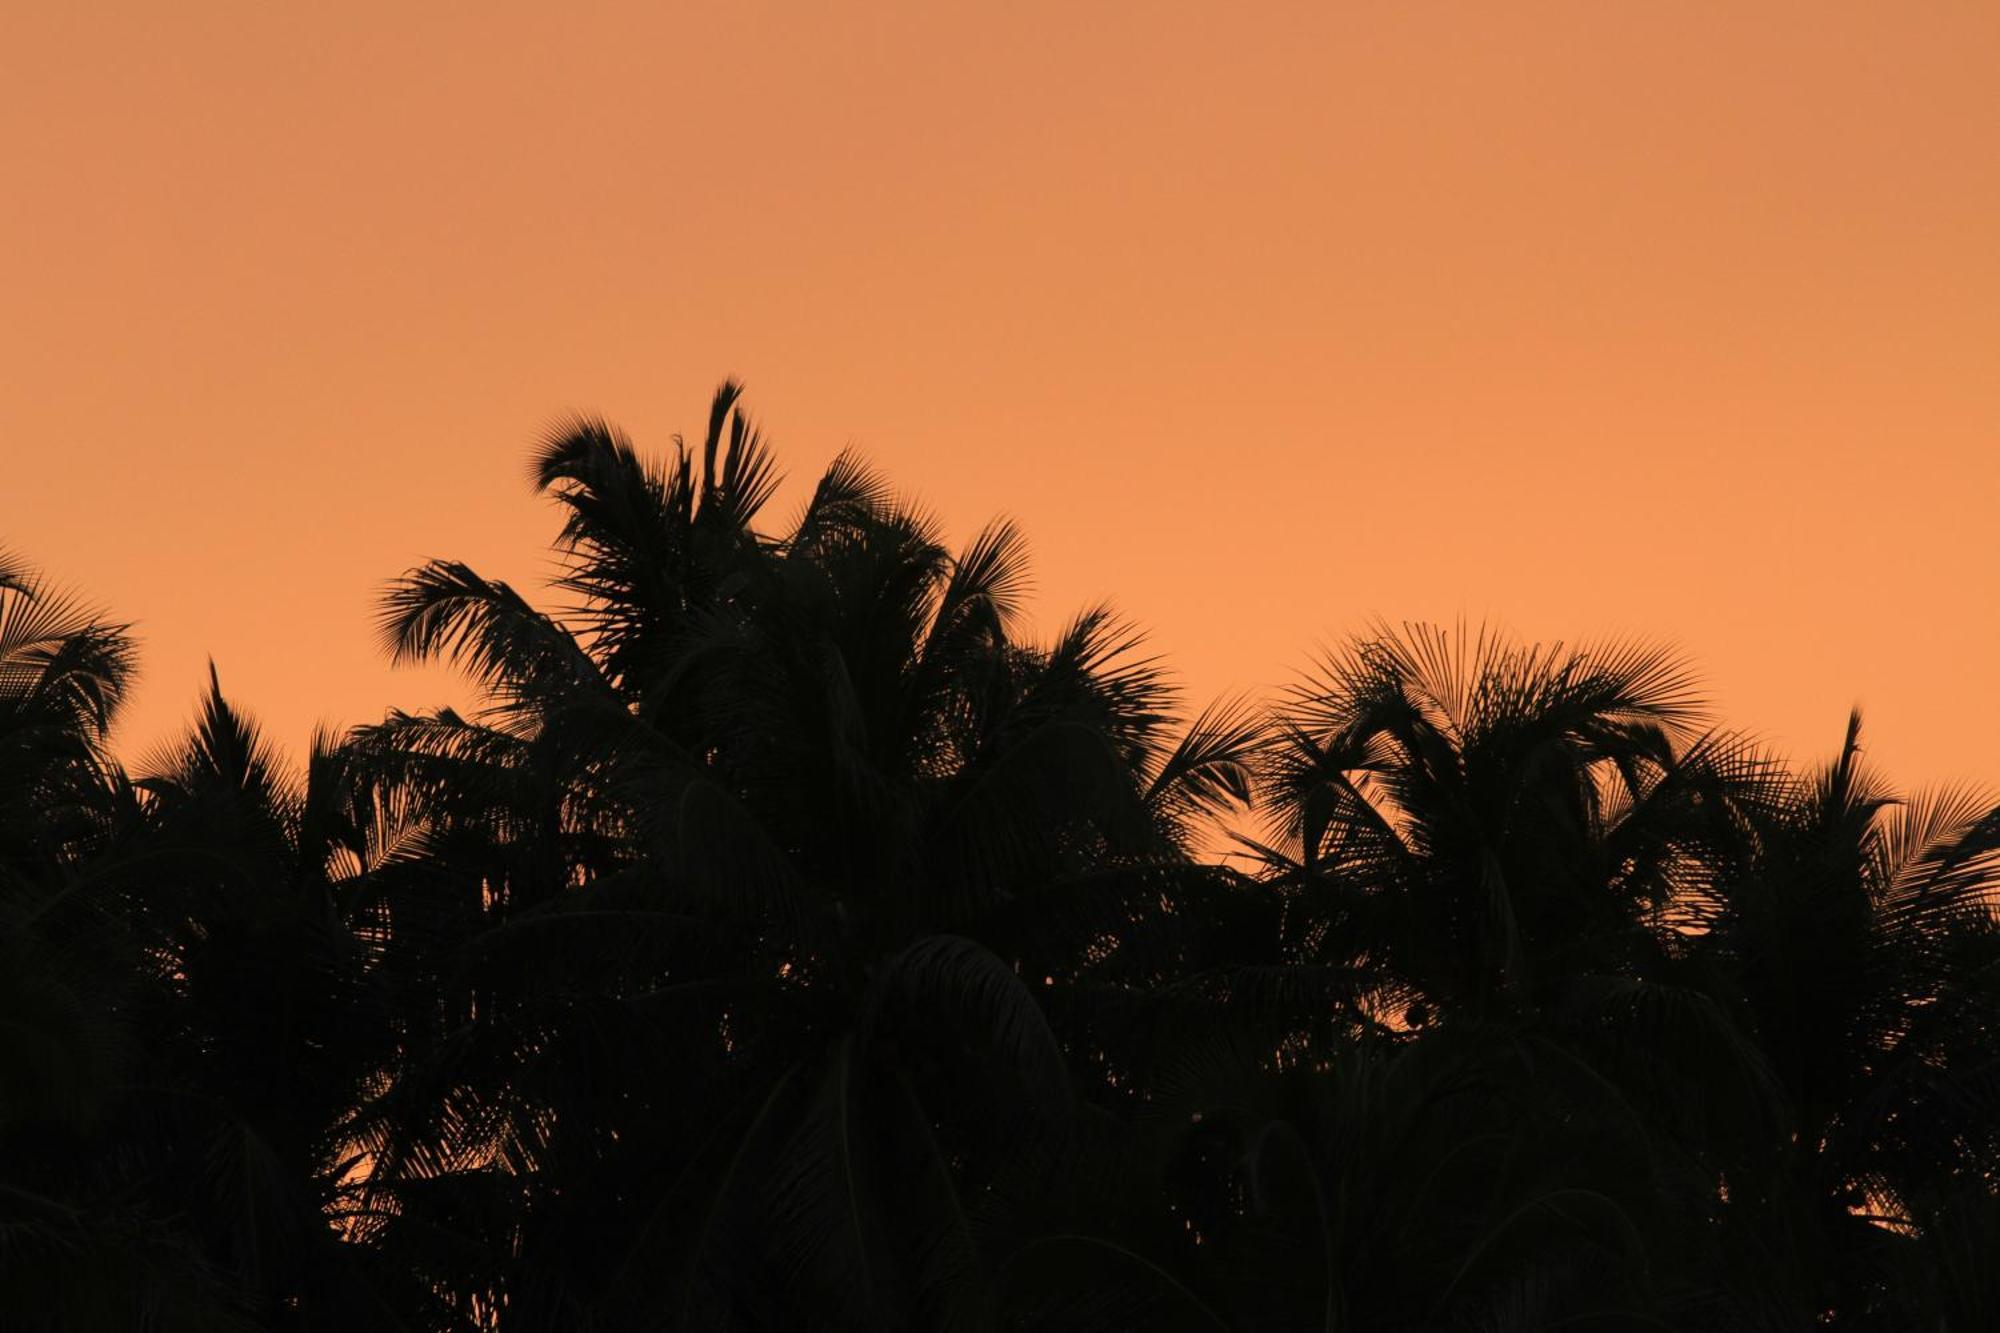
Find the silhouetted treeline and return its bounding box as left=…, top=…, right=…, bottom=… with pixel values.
left=5, top=385, right=1997, bottom=1332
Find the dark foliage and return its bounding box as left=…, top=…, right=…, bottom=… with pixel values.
left=4, top=390, right=1995, bottom=1331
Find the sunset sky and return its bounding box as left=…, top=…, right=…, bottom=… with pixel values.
left=5, top=2, right=1996, bottom=790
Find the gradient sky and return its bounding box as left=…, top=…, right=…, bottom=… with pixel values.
left=5, top=2, right=1997, bottom=790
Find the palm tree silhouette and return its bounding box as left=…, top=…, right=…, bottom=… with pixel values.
left=1244, top=623, right=1802, bottom=1059
left=345, top=385, right=1258, bottom=1328
left=5, top=389, right=1997, bottom=1332
left=1693, top=713, right=2000, bottom=1324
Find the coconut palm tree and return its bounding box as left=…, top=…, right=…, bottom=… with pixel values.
left=0, top=558, right=259, bottom=1329
left=115, top=675, right=409, bottom=1329
left=1249, top=623, right=1784, bottom=1027
left=1692, top=714, right=2000, bottom=1328
left=1202, top=624, right=1808, bottom=1328
left=343, top=385, right=1260, bottom=1330
left=7, top=661, right=413, bottom=1329
left=0, top=546, right=422, bottom=1329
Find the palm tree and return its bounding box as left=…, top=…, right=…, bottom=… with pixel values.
left=1693, top=713, right=2000, bottom=1327
left=0, top=557, right=255, bottom=1329
left=116, top=674, right=409, bottom=1329
left=0, top=552, right=134, bottom=891
left=1184, top=623, right=1801, bottom=1328
left=1, top=549, right=421, bottom=1328
left=1250, top=622, right=1778, bottom=1027
left=344, top=384, right=1260, bottom=1330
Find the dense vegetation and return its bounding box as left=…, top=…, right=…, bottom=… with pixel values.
left=5, top=385, right=1996, bottom=1331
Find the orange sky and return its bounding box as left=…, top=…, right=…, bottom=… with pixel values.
left=4, top=2, right=1997, bottom=790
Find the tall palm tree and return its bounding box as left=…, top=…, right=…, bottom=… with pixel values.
left=118, top=674, right=408, bottom=1329
left=0, top=557, right=254, bottom=1329
left=1, top=547, right=421, bottom=1329
left=1694, top=714, right=2000, bottom=1328
left=1192, top=623, right=1801, bottom=1328
left=344, top=384, right=1260, bottom=1330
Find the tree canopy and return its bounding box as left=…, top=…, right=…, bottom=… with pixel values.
left=4, top=386, right=1996, bottom=1331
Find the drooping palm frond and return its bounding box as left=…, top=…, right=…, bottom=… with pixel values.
left=867, top=934, right=1075, bottom=1119
left=378, top=561, right=609, bottom=721
left=0, top=559, right=137, bottom=736
left=760, top=1036, right=890, bottom=1329
left=924, top=519, right=1033, bottom=661
left=787, top=448, right=896, bottom=549
left=1143, top=694, right=1266, bottom=842
left=1031, top=606, right=1177, bottom=774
